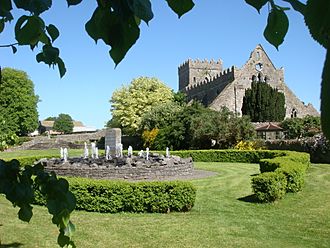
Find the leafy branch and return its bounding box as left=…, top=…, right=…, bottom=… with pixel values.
left=0, top=159, right=76, bottom=247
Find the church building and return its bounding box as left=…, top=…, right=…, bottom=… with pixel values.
left=178, top=44, right=319, bottom=118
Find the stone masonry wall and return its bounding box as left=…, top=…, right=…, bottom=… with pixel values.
left=44, top=156, right=194, bottom=181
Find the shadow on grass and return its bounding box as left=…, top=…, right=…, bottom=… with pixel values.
left=250, top=173, right=259, bottom=177
left=0, top=242, right=23, bottom=247
left=237, top=194, right=260, bottom=203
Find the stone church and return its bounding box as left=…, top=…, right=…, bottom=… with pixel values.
left=178, top=44, right=319, bottom=118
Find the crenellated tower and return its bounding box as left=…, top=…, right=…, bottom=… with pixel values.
left=178, top=59, right=223, bottom=90
left=178, top=45, right=319, bottom=118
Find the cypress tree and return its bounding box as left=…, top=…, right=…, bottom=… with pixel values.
left=242, top=80, right=285, bottom=122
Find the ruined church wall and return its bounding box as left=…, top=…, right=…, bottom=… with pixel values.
left=183, top=67, right=234, bottom=105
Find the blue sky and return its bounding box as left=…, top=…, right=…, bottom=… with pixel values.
left=1, top=1, right=326, bottom=129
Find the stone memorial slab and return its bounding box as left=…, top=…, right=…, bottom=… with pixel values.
left=105, top=128, right=121, bottom=155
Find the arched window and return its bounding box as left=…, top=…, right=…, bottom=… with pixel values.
left=291, top=108, right=297, bottom=118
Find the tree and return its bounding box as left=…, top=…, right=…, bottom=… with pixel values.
left=0, top=0, right=328, bottom=139
left=281, top=115, right=321, bottom=139
left=190, top=107, right=256, bottom=149
left=45, top=116, right=57, bottom=121
left=53, top=113, right=74, bottom=134
left=242, top=80, right=286, bottom=122
left=110, top=77, right=173, bottom=135
left=0, top=1, right=329, bottom=247
left=0, top=68, right=39, bottom=136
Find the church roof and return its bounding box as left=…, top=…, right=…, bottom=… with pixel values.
left=255, top=122, right=283, bottom=131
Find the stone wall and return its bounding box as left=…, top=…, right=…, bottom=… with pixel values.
left=7, top=130, right=106, bottom=151
left=44, top=155, right=194, bottom=181
left=179, top=45, right=319, bottom=118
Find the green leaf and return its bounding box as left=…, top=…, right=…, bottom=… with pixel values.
left=321, top=49, right=330, bottom=140
left=64, top=221, right=76, bottom=237
left=67, top=0, right=83, bottom=6
left=18, top=204, right=33, bottom=222
left=46, top=24, right=60, bottom=42
left=282, top=0, right=306, bottom=15
left=11, top=45, right=17, bottom=54
left=245, top=0, right=268, bottom=13
left=13, top=0, right=52, bottom=15
left=0, top=18, right=4, bottom=33
left=0, top=0, right=13, bottom=19
left=109, top=16, right=140, bottom=66
left=305, top=0, right=330, bottom=49
left=86, top=7, right=140, bottom=66
left=263, top=8, right=289, bottom=49
left=56, top=57, right=66, bottom=78
left=57, top=231, right=70, bottom=247
left=166, top=0, right=195, bottom=18
left=127, top=0, right=154, bottom=24
left=15, top=15, right=45, bottom=45
left=42, top=44, right=60, bottom=64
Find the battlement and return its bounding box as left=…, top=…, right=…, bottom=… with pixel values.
left=178, top=58, right=223, bottom=71
left=184, top=66, right=235, bottom=92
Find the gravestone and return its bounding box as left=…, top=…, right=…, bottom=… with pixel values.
left=105, top=128, right=121, bottom=156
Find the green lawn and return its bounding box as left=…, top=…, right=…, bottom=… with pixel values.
left=0, top=149, right=84, bottom=159
left=1, top=162, right=329, bottom=248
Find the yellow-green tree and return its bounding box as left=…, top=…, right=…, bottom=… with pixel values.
left=110, top=77, right=173, bottom=135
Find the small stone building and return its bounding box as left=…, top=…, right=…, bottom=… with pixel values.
left=38, top=120, right=96, bottom=135
left=255, top=123, right=284, bottom=140
left=178, top=45, right=319, bottom=118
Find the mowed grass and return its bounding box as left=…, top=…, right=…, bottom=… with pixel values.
left=0, top=149, right=85, bottom=160
left=1, top=162, right=330, bottom=248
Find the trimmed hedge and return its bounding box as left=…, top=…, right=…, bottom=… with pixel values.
left=3, top=156, right=55, bottom=167
left=251, top=171, right=287, bottom=202
left=170, top=149, right=286, bottom=163
left=252, top=151, right=310, bottom=202
left=34, top=178, right=196, bottom=213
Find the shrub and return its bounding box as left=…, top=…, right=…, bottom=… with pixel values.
left=277, top=163, right=306, bottom=193
left=251, top=172, right=287, bottom=202
left=170, top=149, right=285, bottom=163
left=34, top=178, right=196, bottom=213
left=234, top=140, right=265, bottom=151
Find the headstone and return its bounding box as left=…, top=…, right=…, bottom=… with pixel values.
left=91, top=142, right=96, bottom=159
left=95, top=147, right=99, bottom=159
left=63, top=148, right=68, bottom=162
left=146, top=147, right=149, bottom=161
left=84, top=142, right=89, bottom=159
left=128, top=145, right=133, bottom=157
left=60, top=147, right=64, bottom=159
left=105, top=128, right=122, bottom=156
left=116, top=143, right=123, bottom=157
left=166, top=147, right=170, bottom=158
left=105, top=145, right=111, bottom=160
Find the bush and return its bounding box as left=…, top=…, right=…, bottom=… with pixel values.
left=251, top=172, right=287, bottom=202
left=170, top=149, right=286, bottom=163
left=34, top=178, right=196, bottom=213
left=234, top=140, right=265, bottom=150
left=2, top=156, right=57, bottom=167
left=277, top=163, right=306, bottom=193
